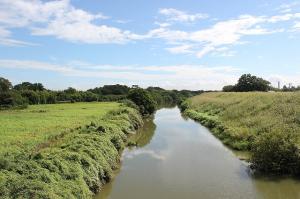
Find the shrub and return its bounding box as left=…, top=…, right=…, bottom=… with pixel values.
left=21, top=90, right=40, bottom=105
left=0, top=91, right=28, bottom=109
left=251, top=131, right=300, bottom=174
left=119, top=99, right=139, bottom=111
left=128, top=88, right=156, bottom=116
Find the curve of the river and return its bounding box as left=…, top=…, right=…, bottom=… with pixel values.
left=96, top=107, right=300, bottom=199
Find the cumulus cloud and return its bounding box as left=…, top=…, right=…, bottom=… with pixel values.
left=0, top=0, right=133, bottom=44
left=1, top=1, right=300, bottom=59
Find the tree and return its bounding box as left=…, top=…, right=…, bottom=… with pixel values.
left=0, top=77, right=12, bottom=92
left=234, top=74, right=271, bottom=92
left=21, top=90, right=40, bottom=105
left=128, top=88, right=156, bottom=116
left=64, top=87, right=77, bottom=94
left=0, top=91, right=28, bottom=108
left=222, top=85, right=235, bottom=92
left=82, top=91, right=98, bottom=102
left=14, top=82, right=44, bottom=91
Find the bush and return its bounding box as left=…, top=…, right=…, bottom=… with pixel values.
left=251, top=131, right=300, bottom=174
left=21, top=90, right=40, bottom=105
left=222, top=85, right=235, bottom=92
left=0, top=91, right=28, bottom=109
left=119, top=99, right=139, bottom=111
left=128, top=88, right=156, bottom=116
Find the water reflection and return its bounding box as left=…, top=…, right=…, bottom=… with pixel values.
left=96, top=107, right=300, bottom=199
left=128, top=117, right=156, bottom=148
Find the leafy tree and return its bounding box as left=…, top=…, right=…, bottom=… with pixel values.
left=235, top=74, right=271, bottom=92
left=14, top=82, right=44, bottom=91
left=21, top=90, right=40, bottom=105
left=0, top=77, right=12, bottom=92
left=222, top=85, right=235, bottom=92
left=46, top=92, right=57, bottom=104
left=0, top=91, right=28, bottom=108
left=89, top=84, right=130, bottom=95
left=64, top=87, right=77, bottom=94
left=128, top=88, right=156, bottom=116
left=82, top=91, right=98, bottom=102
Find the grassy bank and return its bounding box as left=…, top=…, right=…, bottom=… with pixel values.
left=0, top=103, right=143, bottom=198
left=0, top=102, right=119, bottom=155
left=181, top=92, right=300, bottom=174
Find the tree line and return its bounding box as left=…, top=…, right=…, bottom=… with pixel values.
left=0, top=77, right=203, bottom=114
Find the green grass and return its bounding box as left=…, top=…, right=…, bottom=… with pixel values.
left=0, top=103, right=143, bottom=198
left=184, top=92, right=300, bottom=150
left=0, top=102, right=119, bottom=154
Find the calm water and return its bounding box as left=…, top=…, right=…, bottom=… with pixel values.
left=96, top=107, right=300, bottom=199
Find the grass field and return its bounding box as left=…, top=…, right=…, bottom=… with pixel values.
left=0, top=102, right=119, bottom=154
left=183, top=92, right=300, bottom=150
left=0, top=102, right=143, bottom=198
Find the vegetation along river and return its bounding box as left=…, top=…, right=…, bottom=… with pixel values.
left=96, top=107, right=300, bottom=199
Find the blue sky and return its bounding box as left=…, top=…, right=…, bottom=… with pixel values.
left=0, top=0, right=300, bottom=90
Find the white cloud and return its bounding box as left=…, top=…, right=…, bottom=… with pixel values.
left=166, top=44, right=194, bottom=54
left=1, top=1, right=300, bottom=58
left=0, top=26, right=37, bottom=46
left=0, top=0, right=134, bottom=44
left=0, top=59, right=241, bottom=90
left=146, top=13, right=299, bottom=58
left=159, top=8, right=208, bottom=23
left=277, top=2, right=300, bottom=13
left=3, top=59, right=300, bottom=90
left=293, top=21, right=300, bottom=31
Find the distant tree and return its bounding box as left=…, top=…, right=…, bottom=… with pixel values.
left=14, top=82, right=45, bottom=91
left=21, top=90, right=40, bottom=105
left=46, top=92, right=57, bottom=104
left=0, top=77, right=12, bottom=92
left=234, top=74, right=271, bottom=92
left=64, top=87, right=77, bottom=94
left=82, top=91, right=98, bottom=102
left=0, top=91, right=28, bottom=108
left=222, top=85, right=235, bottom=92
left=128, top=88, right=156, bottom=116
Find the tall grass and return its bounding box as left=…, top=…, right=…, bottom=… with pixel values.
left=183, top=92, right=300, bottom=175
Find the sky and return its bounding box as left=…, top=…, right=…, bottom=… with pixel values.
left=0, top=0, right=300, bottom=90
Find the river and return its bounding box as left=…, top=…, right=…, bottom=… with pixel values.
left=96, top=107, right=300, bottom=199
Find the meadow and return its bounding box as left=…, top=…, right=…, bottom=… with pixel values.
left=182, top=92, right=300, bottom=174
left=0, top=102, right=119, bottom=154
left=0, top=102, right=143, bottom=198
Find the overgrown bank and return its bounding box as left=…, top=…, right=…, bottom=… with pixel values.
left=181, top=92, right=300, bottom=175
left=0, top=105, right=143, bottom=198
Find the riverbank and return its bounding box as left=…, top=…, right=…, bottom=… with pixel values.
left=181, top=92, right=300, bottom=175
left=0, top=103, right=143, bottom=198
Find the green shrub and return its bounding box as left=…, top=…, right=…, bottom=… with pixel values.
left=128, top=88, right=156, bottom=116
left=251, top=131, right=300, bottom=174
